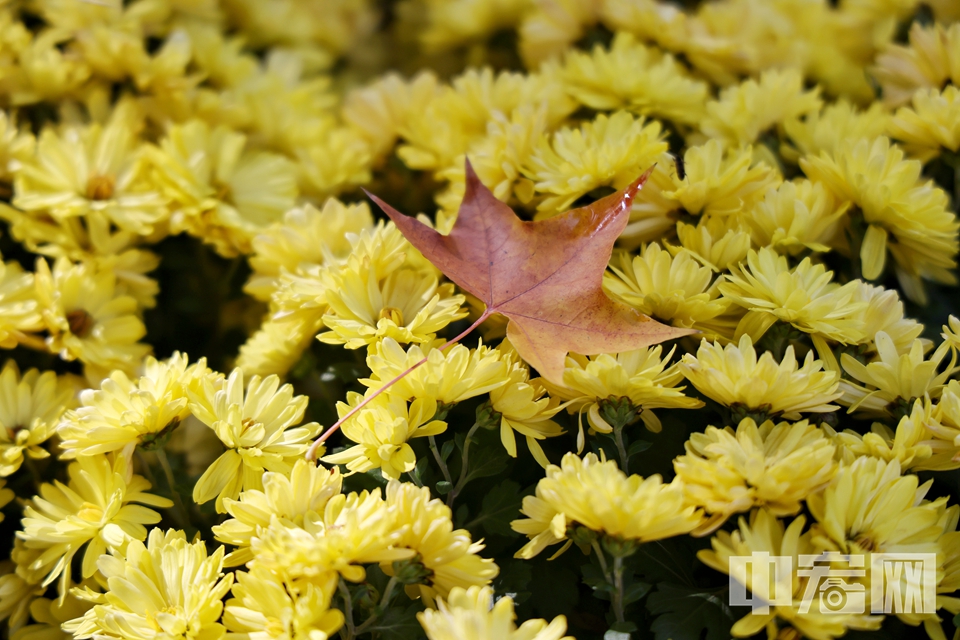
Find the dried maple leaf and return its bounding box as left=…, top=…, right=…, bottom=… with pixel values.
left=367, top=161, right=694, bottom=384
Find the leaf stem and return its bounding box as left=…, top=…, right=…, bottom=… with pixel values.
left=447, top=420, right=482, bottom=507
left=306, top=310, right=491, bottom=460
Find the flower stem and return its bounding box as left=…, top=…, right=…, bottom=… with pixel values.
left=613, top=555, right=626, bottom=624
left=306, top=310, right=491, bottom=460
left=447, top=420, right=482, bottom=507
left=429, top=435, right=453, bottom=486
left=353, top=575, right=400, bottom=636
left=338, top=578, right=356, bottom=639
left=613, top=422, right=629, bottom=475
left=155, top=448, right=191, bottom=530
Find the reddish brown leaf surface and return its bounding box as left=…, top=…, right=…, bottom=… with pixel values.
left=366, top=161, right=693, bottom=384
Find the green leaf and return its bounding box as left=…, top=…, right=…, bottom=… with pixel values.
left=494, top=559, right=533, bottom=605
left=440, top=439, right=455, bottom=462
left=647, top=584, right=733, bottom=640
left=365, top=601, right=425, bottom=640
left=436, top=480, right=453, bottom=495
left=462, top=443, right=509, bottom=485
left=627, top=440, right=652, bottom=458
left=409, top=456, right=428, bottom=487
left=465, top=480, right=522, bottom=537
left=622, top=580, right=651, bottom=605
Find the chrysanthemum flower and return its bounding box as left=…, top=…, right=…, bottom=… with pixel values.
left=34, top=257, right=150, bottom=379
left=12, top=102, right=168, bottom=235
left=0, top=257, right=42, bottom=350
left=151, top=119, right=299, bottom=257
left=840, top=332, right=950, bottom=416
left=0, top=540, right=47, bottom=631
left=719, top=248, right=866, bottom=359
left=383, top=481, right=498, bottom=604
left=543, top=346, right=701, bottom=450
left=827, top=398, right=933, bottom=470
left=18, top=454, right=172, bottom=599
left=363, top=338, right=508, bottom=407
left=699, top=68, right=822, bottom=147
left=417, top=585, right=573, bottom=640
left=524, top=110, right=667, bottom=212
left=669, top=216, right=751, bottom=272
left=853, top=281, right=925, bottom=356
left=512, top=452, right=702, bottom=559
left=322, top=392, right=446, bottom=480
left=807, top=457, right=944, bottom=557
left=0, top=361, right=76, bottom=477
left=675, top=418, right=837, bottom=535
left=742, top=179, right=846, bottom=257
left=561, top=33, right=708, bottom=125
left=889, top=85, right=960, bottom=163
left=871, top=21, right=960, bottom=108
left=414, top=0, right=527, bottom=52
left=802, top=137, right=959, bottom=299
left=319, top=261, right=466, bottom=350
left=698, top=509, right=883, bottom=639
left=490, top=347, right=565, bottom=468
left=783, top=100, right=890, bottom=161
left=603, top=244, right=731, bottom=332
left=214, top=459, right=343, bottom=566
left=245, top=198, right=373, bottom=302
left=250, top=488, right=413, bottom=584
left=63, top=529, right=233, bottom=640
left=57, top=352, right=207, bottom=459
left=680, top=335, right=842, bottom=421
left=235, top=315, right=319, bottom=378
left=188, top=368, right=321, bottom=512
left=662, top=140, right=780, bottom=217
left=223, top=567, right=344, bottom=640
left=10, top=587, right=93, bottom=640
left=919, top=381, right=960, bottom=471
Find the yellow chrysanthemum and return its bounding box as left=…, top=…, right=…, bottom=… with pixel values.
left=363, top=337, right=508, bottom=407
left=920, top=380, right=960, bottom=471
left=34, top=257, right=150, bottom=379
left=524, top=110, right=667, bottom=212
left=0, top=256, right=42, bottom=349
left=322, top=392, right=446, bottom=480
left=699, top=68, right=822, bottom=147
left=319, top=261, right=466, bottom=350
left=669, top=216, right=751, bottom=272
left=383, top=481, right=498, bottom=604
left=680, top=335, right=842, bottom=422
left=801, top=136, right=959, bottom=297
left=807, top=457, right=944, bottom=557
left=662, top=140, right=780, bottom=217
left=490, top=347, right=564, bottom=468
left=512, top=452, right=702, bottom=559
left=18, top=454, right=172, bottom=599
left=782, top=100, right=890, bottom=161
left=12, top=102, right=168, bottom=236
left=0, top=361, right=76, bottom=477
left=249, top=488, right=413, bottom=585
left=10, top=587, right=93, bottom=640
left=57, top=352, right=207, bottom=458
left=223, top=567, right=344, bottom=640
left=213, top=459, right=343, bottom=566
left=889, top=85, right=960, bottom=163
left=853, top=281, right=925, bottom=356
left=719, top=248, right=867, bottom=358
left=151, top=119, right=299, bottom=257
left=561, top=32, right=708, bottom=125
left=418, top=586, right=573, bottom=640
left=826, top=397, right=933, bottom=470
left=603, top=244, right=731, bottom=332
left=871, top=22, right=960, bottom=108
left=543, top=346, right=702, bottom=449
left=412, top=0, right=528, bottom=52
left=187, top=368, right=321, bottom=512
left=698, top=509, right=883, bottom=639
left=63, top=529, right=233, bottom=640
left=245, top=198, right=373, bottom=302
left=742, top=179, right=846, bottom=256
left=839, top=332, right=950, bottom=416
left=675, top=418, right=837, bottom=535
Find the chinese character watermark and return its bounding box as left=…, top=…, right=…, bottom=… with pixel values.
left=728, top=552, right=938, bottom=615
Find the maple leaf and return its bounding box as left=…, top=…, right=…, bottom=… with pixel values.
left=366, top=160, right=693, bottom=384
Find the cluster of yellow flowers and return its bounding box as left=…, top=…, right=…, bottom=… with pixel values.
left=0, top=0, right=958, bottom=639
